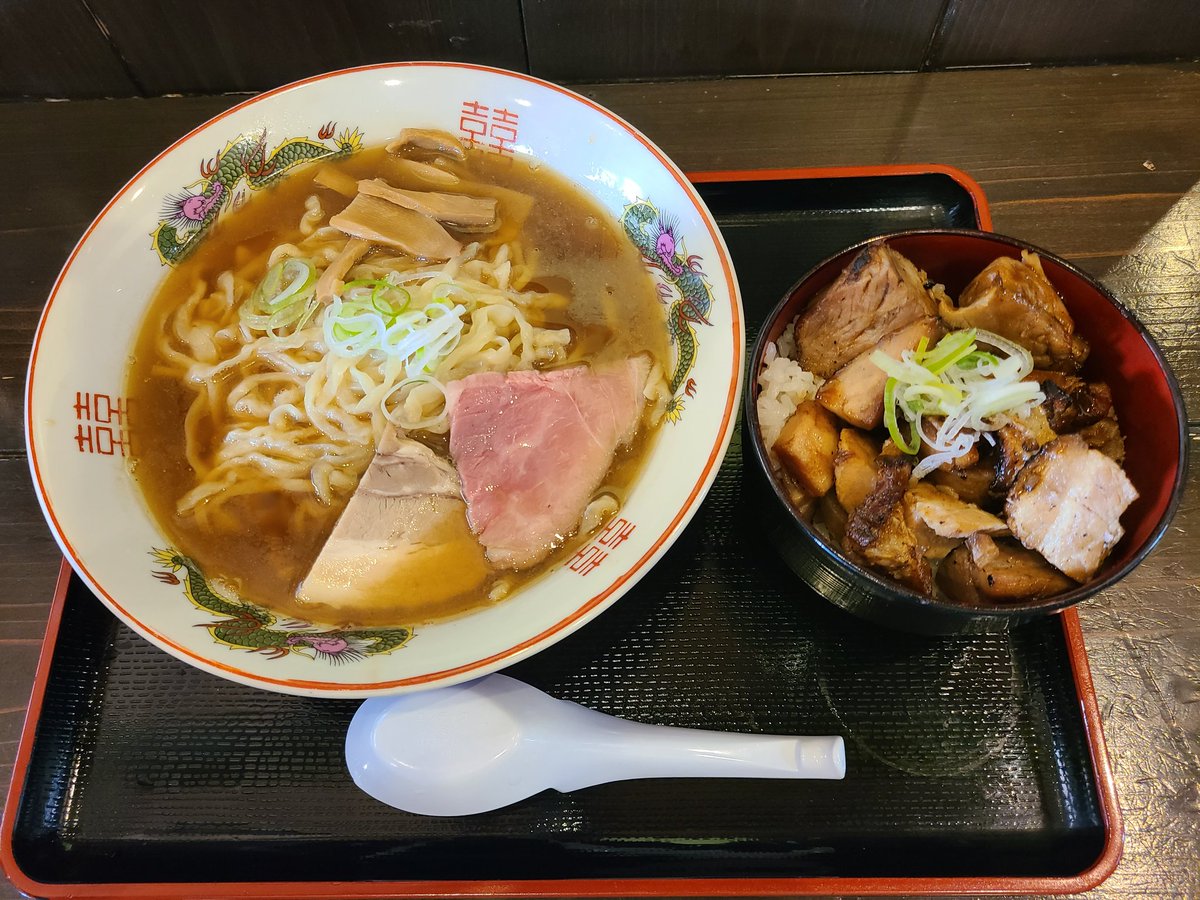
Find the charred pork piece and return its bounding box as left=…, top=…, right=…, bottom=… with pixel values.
left=939, top=252, right=1089, bottom=372
left=991, top=407, right=1056, bottom=494
left=1072, top=381, right=1114, bottom=424
left=795, top=243, right=938, bottom=378
left=774, top=400, right=840, bottom=497
left=1040, top=379, right=1081, bottom=432
left=937, top=533, right=1076, bottom=603
left=928, top=458, right=998, bottom=508
left=816, top=317, right=942, bottom=428
left=1078, top=417, right=1125, bottom=463
left=905, top=482, right=1008, bottom=560
left=1006, top=434, right=1138, bottom=582
left=834, top=428, right=880, bottom=516
left=844, top=455, right=932, bottom=594
left=1035, top=372, right=1114, bottom=432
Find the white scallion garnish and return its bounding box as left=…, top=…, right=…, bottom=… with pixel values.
left=870, top=328, right=1045, bottom=480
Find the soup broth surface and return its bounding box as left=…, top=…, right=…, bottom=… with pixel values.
left=127, top=145, right=669, bottom=626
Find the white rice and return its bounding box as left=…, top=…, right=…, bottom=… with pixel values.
left=756, top=327, right=822, bottom=467
left=775, top=321, right=798, bottom=361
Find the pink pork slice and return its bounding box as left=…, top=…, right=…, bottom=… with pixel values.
left=445, top=358, right=651, bottom=570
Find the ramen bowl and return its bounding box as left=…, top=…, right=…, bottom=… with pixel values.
left=26, top=63, right=743, bottom=696
left=745, top=229, right=1186, bottom=635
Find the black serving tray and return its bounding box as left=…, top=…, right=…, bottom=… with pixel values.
left=2, top=167, right=1119, bottom=898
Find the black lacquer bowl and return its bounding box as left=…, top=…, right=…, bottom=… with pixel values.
left=745, top=229, right=1187, bottom=635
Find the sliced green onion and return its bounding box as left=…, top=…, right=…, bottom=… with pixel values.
left=884, top=377, right=921, bottom=454
left=958, top=350, right=1000, bottom=369
left=871, top=327, right=1044, bottom=471
left=240, top=257, right=319, bottom=337
left=920, top=328, right=976, bottom=374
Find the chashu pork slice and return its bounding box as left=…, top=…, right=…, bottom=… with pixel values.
left=937, top=533, right=1075, bottom=603
left=906, top=481, right=1007, bottom=561
left=843, top=454, right=932, bottom=594
left=1005, top=434, right=1138, bottom=582
left=815, top=316, right=942, bottom=429
left=795, top=242, right=939, bottom=378
left=298, top=428, right=489, bottom=613
left=940, top=252, right=1089, bottom=372
left=446, top=358, right=650, bottom=570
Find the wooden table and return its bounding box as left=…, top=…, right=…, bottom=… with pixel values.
left=1, top=63, right=1197, bottom=899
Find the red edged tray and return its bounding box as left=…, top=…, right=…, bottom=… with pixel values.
left=4, top=166, right=1120, bottom=898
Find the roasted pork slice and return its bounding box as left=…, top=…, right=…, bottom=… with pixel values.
left=906, top=481, right=1007, bottom=560
left=937, top=533, right=1075, bottom=603
left=940, top=252, right=1089, bottom=372
left=1006, top=434, right=1138, bottom=582
left=446, top=358, right=650, bottom=570
left=330, top=194, right=461, bottom=260
left=795, top=243, right=939, bottom=378
left=833, top=428, right=880, bottom=516
left=844, top=455, right=932, bottom=593
left=774, top=400, right=839, bottom=496
left=299, top=429, right=489, bottom=612
left=815, top=317, right=942, bottom=428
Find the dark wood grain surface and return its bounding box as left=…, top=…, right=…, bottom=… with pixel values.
left=0, top=0, right=136, bottom=99
left=2, top=63, right=1198, bottom=898
left=87, top=0, right=528, bottom=96
left=930, top=0, right=1200, bottom=68
left=522, top=0, right=946, bottom=81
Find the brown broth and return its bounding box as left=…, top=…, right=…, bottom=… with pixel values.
left=126, top=145, right=668, bottom=627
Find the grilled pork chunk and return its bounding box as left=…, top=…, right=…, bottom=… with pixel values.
left=795, top=243, right=939, bottom=378
left=939, top=253, right=1088, bottom=372
left=1036, top=372, right=1114, bottom=431
left=833, top=428, right=880, bottom=516
left=1078, top=417, right=1125, bottom=463
left=774, top=400, right=840, bottom=497
left=815, top=316, right=942, bottom=429
left=991, top=406, right=1056, bottom=494
left=937, top=533, right=1075, bottom=603
left=1035, top=374, right=1124, bottom=462
left=844, top=455, right=932, bottom=593
left=1005, top=434, right=1138, bottom=581
left=905, top=482, right=1008, bottom=561
left=927, top=456, right=997, bottom=507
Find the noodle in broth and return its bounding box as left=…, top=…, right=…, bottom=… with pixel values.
left=127, top=143, right=670, bottom=626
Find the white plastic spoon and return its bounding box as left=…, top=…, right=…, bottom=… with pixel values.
left=345, top=674, right=846, bottom=816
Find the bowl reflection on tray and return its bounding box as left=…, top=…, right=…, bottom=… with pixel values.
left=24, top=63, right=744, bottom=696
left=744, top=228, right=1187, bottom=635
